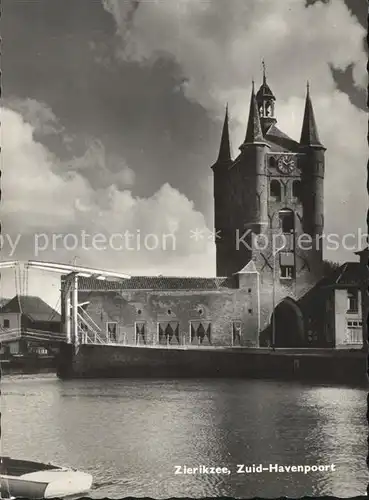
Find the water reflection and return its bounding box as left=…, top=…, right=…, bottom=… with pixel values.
left=2, top=375, right=366, bottom=498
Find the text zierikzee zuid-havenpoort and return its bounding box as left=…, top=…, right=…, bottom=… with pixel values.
left=174, top=464, right=336, bottom=475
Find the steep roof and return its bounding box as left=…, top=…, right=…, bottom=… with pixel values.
left=0, top=295, right=61, bottom=322
left=264, top=123, right=300, bottom=152
left=299, top=84, right=324, bottom=148
left=0, top=298, right=11, bottom=308
left=75, top=276, right=236, bottom=291
left=319, top=262, right=367, bottom=288
left=216, top=105, right=232, bottom=164
left=256, top=63, right=276, bottom=102
left=242, top=83, right=265, bottom=145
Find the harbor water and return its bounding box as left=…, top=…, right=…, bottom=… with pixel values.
left=2, top=375, right=367, bottom=498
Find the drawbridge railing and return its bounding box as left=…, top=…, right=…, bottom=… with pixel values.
left=78, top=307, right=106, bottom=345
left=0, top=328, right=67, bottom=344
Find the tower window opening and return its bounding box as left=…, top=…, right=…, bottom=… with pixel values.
left=279, top=209, right=294, bottom=233
left=292, top=180, right=302, bottom=202
left=279, top=252, right=295, bottom=280
left=270, top=180, right=281, bottom=202
left=280, top=265, right=294, bottom=279
left=265, top=101, right=274, bottom=117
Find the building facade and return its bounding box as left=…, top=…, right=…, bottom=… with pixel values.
left=0, top=295, right=61, bottom=356
left=60, top=73, right=364, bottom=350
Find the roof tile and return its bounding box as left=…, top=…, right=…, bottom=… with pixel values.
left=0, top=295, right=61, bottom=322
left=74, top=275, right=236, bottom=291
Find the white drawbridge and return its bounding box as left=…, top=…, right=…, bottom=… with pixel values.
left=0, top=260, right=131, bottom=351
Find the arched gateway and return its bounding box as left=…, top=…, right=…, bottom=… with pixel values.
left=271, top=298, right=305, bottom=347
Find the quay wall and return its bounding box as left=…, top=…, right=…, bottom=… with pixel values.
left=57, top=343, right=368, bottom=386
left=1, top=356, right=56, bottom=375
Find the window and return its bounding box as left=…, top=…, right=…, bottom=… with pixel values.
left=279, top=209, right=294, bottom=233
left=266, top=102, right=273, bottom=117
left=292, top=180, right=302, bottom=202
left=269, top=157, right=276, bottom=168
left=270, top=180, right=281, bottom=202
left=158, top=322, right=180, bottom=345
left=135, top=321, right=147, bottom=345
left=279, top=253, right=295, bottom=279
left=346, top=319, right=362, bottom=344
left=232, top=321, right=242, bottom=346
left=190, top=321, right=212, bottom=346
left=106, top=322, right=117, bottom=343
left=280, top=265, right=294, bottom=279
left=9, top=342, right=19, bottom=355
left=3, top=319, right=10, bottom=329
left=347, top=290, right=359, bottom=313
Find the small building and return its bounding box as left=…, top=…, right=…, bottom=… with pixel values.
left=61, top=259, right=366, bottom=351
left=0, top=295, right=61, bottom=356
left=315, top=262, right=366, bottom=349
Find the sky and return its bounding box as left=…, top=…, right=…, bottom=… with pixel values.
left=1, top=0, right=367, bottom=309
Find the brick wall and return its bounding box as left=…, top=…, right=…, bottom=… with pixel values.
left=78, top=287, right=259, bottom=347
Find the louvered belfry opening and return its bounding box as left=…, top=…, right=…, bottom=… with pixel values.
left=158, top=321, right=180, bottom=345
left=190, top=321, right=212, bottom=346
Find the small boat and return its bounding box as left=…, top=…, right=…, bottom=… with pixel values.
left=0, top=457, right=93, bottom=499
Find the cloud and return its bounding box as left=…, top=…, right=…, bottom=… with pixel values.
left=102, top=0, right=367, bottom=262
left=0, top=104, right=215, bottom=306
left=2, top=98, right=64, bottom=136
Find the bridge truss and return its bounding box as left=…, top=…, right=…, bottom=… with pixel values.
left=0, top=260, right=131, bottom=352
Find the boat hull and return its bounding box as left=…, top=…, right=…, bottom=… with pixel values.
left=57, top=343, right=368, bottom=386
left=0, top=458, right=93, bottom=499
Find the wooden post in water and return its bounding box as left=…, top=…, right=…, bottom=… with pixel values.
left=72, top=273, right=79, bottom=352
left=65, top=282, right=71, bottom=344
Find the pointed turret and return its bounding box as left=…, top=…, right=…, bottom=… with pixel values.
left=217, top=105, right=232, bottom=163
left=242, top=82, right=265, bottom=147
left=300, top=82, right=324, bottom=148
left=255, top=62, right=276, bottom=133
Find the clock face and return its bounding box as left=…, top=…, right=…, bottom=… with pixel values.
left=277, top=155, right=295, bottom=174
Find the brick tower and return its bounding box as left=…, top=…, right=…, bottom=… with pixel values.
left=212, top=68, right=326, bottom=304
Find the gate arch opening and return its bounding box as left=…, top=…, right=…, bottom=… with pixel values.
left=271, top=298, right=304, bottom=347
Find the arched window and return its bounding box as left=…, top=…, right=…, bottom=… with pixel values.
left=265, top=100, right=274, bottom=117
left=292, top=180, right=302, bottom=202
left=279, top=209, right=294, bottom=233
left=270, top=180, right=281, bottom=202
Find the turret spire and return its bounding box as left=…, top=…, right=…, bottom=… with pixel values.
left=216, top=104, right=231, bottom=163
left=256, top=61, right=276, bottom=133
left=262, top=60, right=266, bottom=85
left=300, top=83, right=324, bottom=148
left=243, top=84, right=264, bottom=146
